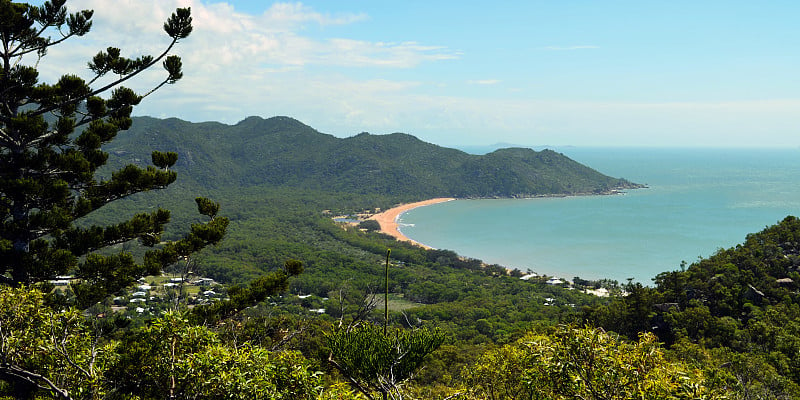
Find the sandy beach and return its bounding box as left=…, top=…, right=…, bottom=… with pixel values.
left=369, top=198, right=455, bottom=249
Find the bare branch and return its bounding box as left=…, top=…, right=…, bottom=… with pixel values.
left=51, top=314, right=92, bottom=379
left=0, top=364, right=74, bottom=400
left=327, top=354, right=376, bottom=400
left=269, top=321, right=307, bottom=351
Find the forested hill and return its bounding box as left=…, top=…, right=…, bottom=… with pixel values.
left=583, top=215, right=800, bottom=396
left=106, top=116, right=641, bottom=198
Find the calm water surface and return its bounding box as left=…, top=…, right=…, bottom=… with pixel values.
left=399, top=148, right=800, bottom=283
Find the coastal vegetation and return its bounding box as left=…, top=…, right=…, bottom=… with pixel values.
left=9, top=118, right=800, bottom=397
left=2, top=1, right=798, bottom=399
left=584, top=215, right=800, bottom=397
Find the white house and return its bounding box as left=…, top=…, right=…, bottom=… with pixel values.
left=192, top=278, right=215, bottom=286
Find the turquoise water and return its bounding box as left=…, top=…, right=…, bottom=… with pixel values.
left=399, top=148, right=800, bottom=283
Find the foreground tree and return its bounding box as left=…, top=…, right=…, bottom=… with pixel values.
left=0, top=1, right=226, bottom=306
left=465, top=324, right=725, bottom=400
left=0, top=286, right=360, bottom=400
left=108, top=311, right=360, bottom=400
left=327, top=324, right=445, bottom=400
left=0, top=286, right=105, bottom=399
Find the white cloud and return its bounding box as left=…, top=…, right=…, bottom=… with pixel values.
left=34, top=1, right=454, bottom=71
left=24, top=0, right=463, bottom=134
left=320, top=39, right=459, bottom=67
left=31, top=1, right=457, bottom=96
left=22, top=1, right=800, bottom=148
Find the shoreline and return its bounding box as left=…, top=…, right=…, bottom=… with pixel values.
left=366, top=188, right=641, bottom=250
left=369, top=198, right=455, bottom=249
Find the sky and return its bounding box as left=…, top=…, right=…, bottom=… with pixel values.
left=26, top=0, right=800, bottom=147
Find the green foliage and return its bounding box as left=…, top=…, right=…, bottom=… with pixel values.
left=327, top=323, right=445, bottom=399
left=151, top=151, right=178, bottom=169
left=107, top=312, right=218, bottom=399
left=584, top=216, right=800, bottom=397
left=358, top=219, right=381, bottom=232
left=0, top=286, right=358, bottom=400
left=465, top=324, right=724, bottom=400
left=0, top=286, right=107, bottom=399
left=108, top=312, right=355, bottom=400
left=582, top=280, right=664, bottom=340
left=0, top=0, right=227, bottom=308
left=191, top=258, right=304, bottom=324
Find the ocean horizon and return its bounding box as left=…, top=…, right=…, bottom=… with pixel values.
left=398, top=147, right=800, bottom=284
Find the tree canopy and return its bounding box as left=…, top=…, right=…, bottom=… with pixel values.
left=465, top=324, right=725, bottom=400
left=0, top=0, right=226, bottom=307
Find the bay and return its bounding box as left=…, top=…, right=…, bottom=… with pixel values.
left=398, top=148, right=800, bottom=283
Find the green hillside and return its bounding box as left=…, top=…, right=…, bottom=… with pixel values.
left=14, top=111, right=800, bottom=398
left=105, top=116, right=641, bottom=198
left=85, top=114, right=645, bottom=310
left=584, top=215, right=800, bottom=397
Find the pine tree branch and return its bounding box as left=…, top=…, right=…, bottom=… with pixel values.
left=10, top=25, right=81, bottom=59
left=140, top=77, right=171, bottom=100
left=72, top=104, right=130, bottom=130
left=30, top=35, right=182, bottom=121
left=59, top=208, right=170, bottom=254
left=26, top=127, right=60, bottom=147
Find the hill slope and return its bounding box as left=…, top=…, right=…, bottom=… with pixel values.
left=105, top=116, right=641, bottom=198
left=584, top=215, right=800, bottom=396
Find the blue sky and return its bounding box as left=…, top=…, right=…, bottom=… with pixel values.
left=30, top=1, right=800, bottom=147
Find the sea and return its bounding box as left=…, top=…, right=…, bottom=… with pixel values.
left=398, top=147, right=800, bottom=284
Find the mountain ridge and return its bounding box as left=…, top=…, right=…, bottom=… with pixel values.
left=107, top=115, right=642, bottom=198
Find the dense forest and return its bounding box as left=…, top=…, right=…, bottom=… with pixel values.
left=36, top=114, right=800, bottom=398
left=12, top=179, right=800, bottom=398
left=584, top=215, right=800, bottom=398
left=77, top=114, right=645, bottom=290
left=3, top=2, right=797, bottom=398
